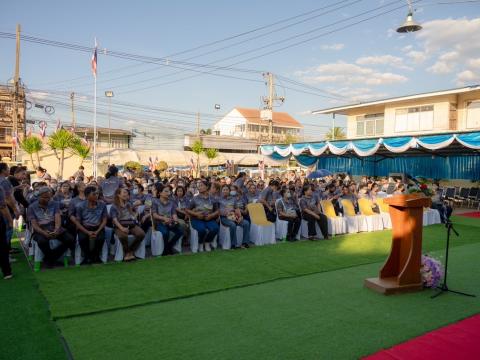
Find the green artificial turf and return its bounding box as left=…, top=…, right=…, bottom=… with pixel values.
left=36, top=223, right=480, bottom=319
left=56, top=242, right=480, bottom=360
left=450, top=215, right=480, bottom=228
left=0, top=242, right=67, bottom=360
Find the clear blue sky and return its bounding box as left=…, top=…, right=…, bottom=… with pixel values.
left=1, top=0, right=479, bottom=147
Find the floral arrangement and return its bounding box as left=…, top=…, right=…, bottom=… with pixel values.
left=421, top=254, right=444, bottom=288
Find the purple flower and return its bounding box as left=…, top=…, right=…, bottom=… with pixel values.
left=421, top=254, right=444, bottom=288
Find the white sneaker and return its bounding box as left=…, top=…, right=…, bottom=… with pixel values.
left=204, top=243, right=211, bottom=252
left=198, top=244, right=204, bottom=252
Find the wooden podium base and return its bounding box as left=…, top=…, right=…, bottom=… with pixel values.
left=364, top=277, right=423, bottom=295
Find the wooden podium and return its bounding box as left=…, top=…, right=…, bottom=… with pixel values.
left=364, top=193, right=431, bottom=295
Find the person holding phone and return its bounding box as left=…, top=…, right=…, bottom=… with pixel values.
left=110, top=188, right=145, bottom=261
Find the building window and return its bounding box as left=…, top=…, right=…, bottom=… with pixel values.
left=466, top=100, right=480, bottom=129
left=0, top=127, right=12, bottom=142
left=356, top=113, right=384, bottom=137
left=395, top=105, right=434, bottom=133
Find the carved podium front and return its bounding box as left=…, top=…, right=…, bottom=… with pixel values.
left=364, top=194, right=431, bottom=295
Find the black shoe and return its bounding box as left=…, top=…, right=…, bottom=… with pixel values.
left=243, top=243, right=250, bottom=248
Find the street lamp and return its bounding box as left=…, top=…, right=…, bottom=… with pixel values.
left=397, top=0, right=422, bottom=33
left=105, top=90, right=114, bottom=165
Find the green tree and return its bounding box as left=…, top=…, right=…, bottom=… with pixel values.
left=281, top=133, right=299, bottom=144
left=124, top=161, right=143, bottom=175
left=48, top=129, right=76, bottom=179
left=324, top=127, right=347, bottom=141
left=70, top=137, right=91, bottom=167
left=204, top=148, right=219, bottom=175
left=20, top=135, right=43, bottom=168
left=200, top=128, right=212, bottom=135
left=191, top=140, right=204, bottom=177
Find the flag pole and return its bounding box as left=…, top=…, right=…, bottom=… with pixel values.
left=93, top=74, right=97, bottom=178
left=92, top=38, right=98, bottom=179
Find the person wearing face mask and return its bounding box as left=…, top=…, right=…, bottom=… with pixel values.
left=218, top=185, right=251, bottom=249
left=152, top=184, right=183, bottom=255
left=276, top=188, right=301, bottom=242
left=27, top=187, right=75, bottom=267
left=0, top=182, right=13, bottom=279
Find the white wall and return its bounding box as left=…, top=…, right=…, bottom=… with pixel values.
left=213, top=109, right=247, bottom=137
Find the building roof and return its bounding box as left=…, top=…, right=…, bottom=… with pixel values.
left=75, top=126, right=133, bottom=136
left=312, top=85, right=480, bottom=115
left=235, top=107, right=303, bottom=128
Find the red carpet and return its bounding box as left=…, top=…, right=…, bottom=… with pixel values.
left=457, top=211, right=480, bottom=218
left=365, top=314, right=480, bottom=360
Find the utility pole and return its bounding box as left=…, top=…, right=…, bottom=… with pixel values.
left=70, top=92, right=76, bottom=129
left=262, top=72, right=284, bottom=143
left=196, top=111, right=200, bottom=177
left=11, top=24, right=21, bottom=161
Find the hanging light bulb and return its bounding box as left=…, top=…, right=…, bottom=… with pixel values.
left=396, top=0, right=422, bottom=33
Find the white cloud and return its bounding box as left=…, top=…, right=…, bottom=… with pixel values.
left=320, top=43, right=345, bottom=51
left=334, top=87, right=388, bottom=103
left=468, top=58, right=480, bottom=69
left=295, top=61, right=408, bottom=86
left=356, top=55, right=412, bottom=70
left=412, top=17, right=480, bottom=83
left=405, top=50, right=427, bottom=64
left=456, top=70, right=480, bottom=85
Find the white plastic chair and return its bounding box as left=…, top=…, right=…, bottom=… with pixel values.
left=300, top=219, right=324, bottom=239
left=358, top=198, right=384, bottom=232
left=340, top=199, right=367, bottom=233
left=375, top=198, right=392, bottom=229
left=247, top=203, right=275, bottom=246
left=218, top=223, right=244, bottom=249
left=320, top=200, right=347, bottom=236
left=113, top=234, right=146, bottom=262
left=423, top=208, right=441, bottom=226
left=33, top=238, right=71, bottom=272
left=189, top=224, right=217, bottom=253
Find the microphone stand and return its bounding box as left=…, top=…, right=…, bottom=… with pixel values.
left=431, top=220, right=475, bottom=299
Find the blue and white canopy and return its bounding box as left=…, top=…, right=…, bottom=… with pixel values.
left=260, top=132, right=480, bottom=160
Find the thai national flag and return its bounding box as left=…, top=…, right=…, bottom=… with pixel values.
left=91, top=39, right=98, bottom=78
left=12, top=131, right=18, bottom=147
left=39, top=121, right=47, bottom=138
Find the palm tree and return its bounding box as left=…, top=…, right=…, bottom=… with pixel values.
left=191, top=140, right=204, bottom=177
left=324, top=127, right=346, bottom=141
left=204, top=148, right=219, bottom=175
left=48, top=129, right=75, bottom=179
left=20, top=135, right=43, bottom=168
left=70, top=137, right=91, bottom=167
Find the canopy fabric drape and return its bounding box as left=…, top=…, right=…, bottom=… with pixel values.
left=260, top=131, right=480, bottom=157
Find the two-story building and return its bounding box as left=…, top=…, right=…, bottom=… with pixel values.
left=260, top=86, right=480, bottom=180
left=213, top=107, right=303, bottom=143
left=313, top=85, right=480, bottom=139
left=74, top=126, right=134, bottom=149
